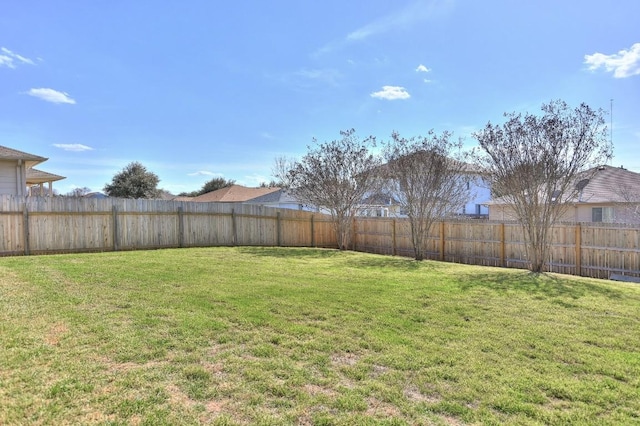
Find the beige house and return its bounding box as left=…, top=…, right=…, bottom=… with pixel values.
left=0, top=146, right=66, bottom=197
left=487, top=165, right=640, bottom=224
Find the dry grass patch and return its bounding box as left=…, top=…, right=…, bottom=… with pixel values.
left=45, top=322, right=69, bottom=346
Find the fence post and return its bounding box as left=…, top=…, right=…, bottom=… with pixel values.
left=276, top=212, right=281, bottom=247
left=310, top=214, right=315, bottom=247
left=178, top=206, right=184, bottom=248
left=439, top=221, right=445, bottom=261
left=352, top=217, right=358, bottom=251
left=575, top=223, right=582, bottom=276
left=392, top=219, right=397, bottom=256
left=500, top=222, right=506, bottom=267
left=23, top=204, right=30, bottom=255
left=231, top=208, right=238, bottom=246
left=112, top=206, right=119, bottom=251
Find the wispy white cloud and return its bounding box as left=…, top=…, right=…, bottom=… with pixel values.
left=27, top=88, right=76, bottom=104
left=347, top=0, right=450, bottom=41
left=370, top=86, right=411, bottom=100
left=0, top=47, right=35, bottom=69
left=275, top=67, right=343, bottom=91
left=187, top=170, right=220, bottom=177
left=53, top=144, right=94, bottom=152
left=416, top=64, right=431, bottom=73
left=293, top=68, right=342, bottom=86
left=584, top=43, right=640, bottom=78
left=239, top=174, right=270, bottom=187
left=315, top=0, right=453, bottom=56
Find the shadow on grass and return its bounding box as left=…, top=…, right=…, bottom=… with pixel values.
left=343, top=255, right=438, bottom=272
left=238, top=246, right=441, bottom=272
left=237, top=246, right=343, bottom=259
left=237, top=247, right=626, bottom=300
left=458, top=270, right=624, bottom=300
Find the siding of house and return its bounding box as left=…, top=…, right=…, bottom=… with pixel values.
left=463, top=177, right=491, bottom=216
left=488, top=204, right=572, bottom=222
left=488, top=203, right=639, bottom=224
left=575, top=204, right=638, bottom=224
left=0, top=160, right=24, bottom=196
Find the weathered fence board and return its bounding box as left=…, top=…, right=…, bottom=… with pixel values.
left=352, top=218, right=640, bottom=279
left=0, top=196, right=639, bottom=279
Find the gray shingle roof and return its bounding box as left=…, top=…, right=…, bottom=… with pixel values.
left=487, top=165, right=640, bottom=205
left=248, top=189, right=300, bottom=204
left=574, top=165, right=640, bottom=204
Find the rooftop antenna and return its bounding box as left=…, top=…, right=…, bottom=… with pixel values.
left=609, top=98, right=613, bottom=168
left=609, top=98, right=613, bottom=165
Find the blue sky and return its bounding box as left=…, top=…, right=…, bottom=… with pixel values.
left=1, top=0, right=639, bottom=195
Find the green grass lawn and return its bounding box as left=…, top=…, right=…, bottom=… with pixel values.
left=0, top=247, right=638, bottom=425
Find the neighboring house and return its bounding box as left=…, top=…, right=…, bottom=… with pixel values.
left=178, top=184, right=315, bottom=211
left=179, top=185, right=280, bottom=203
left=244, top=188, right=316, bottom=211
left=0, top=146, right=65, bottom=197
left=355, top=192, right=401, bottom=218
left=360, top=161, right=491, bottom=219
left=487, top=165, right=640, bottom=224
left=84, top=192, right=108, bottom=199
left=460, top=167, right=491, bottom=217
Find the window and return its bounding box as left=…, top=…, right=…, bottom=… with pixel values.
left=592, top=207, right=614, bottom=223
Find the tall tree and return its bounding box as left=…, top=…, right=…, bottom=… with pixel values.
left=276, top=129, right=381, bottom=250
left=474, top=100, right=611, bottom=272
left=103, top=162, right=161, bottom=199
left=384, top=131, right=471, bottom=261
left=178, top=177, right=235, bottom=197
left=201, top=177, right=235, bottom=194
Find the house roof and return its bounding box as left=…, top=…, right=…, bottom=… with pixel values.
left=378, top=153, right=486, bottom=176
left=84, top=192, right=108, bottom=199
left=191, top=185, right=281, bottom=202
left=486, top=165, right=640, bottom=205
left=26, top=168, right=66, bottom=185
left=246, top=189, right=300, bottom=204
left=0, top=145, right=48, bottom=168
left=574, top=165, right=640, bottom=204
left=360, top=192, right=399, bottom=206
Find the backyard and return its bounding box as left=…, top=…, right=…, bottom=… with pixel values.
left=0, top=247, right=638, bottom=425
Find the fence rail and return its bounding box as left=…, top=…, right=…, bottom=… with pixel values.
left=352, top=218, right=640, bottom=279
left=1, top=196, right=639, bottom=279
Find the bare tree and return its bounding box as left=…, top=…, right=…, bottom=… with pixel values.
left=276, top=129, right=381, bottom=250
left=66, top=187, right=92, bottom=197
left=383, top=131, right=471, bottom=260
left=29, top=185, right=59, bottom=197
left=614, top=181, right=640, bottom=223
left=271, top=156, right=295, bottom=188
left=474, top=100, right=611, bottom=272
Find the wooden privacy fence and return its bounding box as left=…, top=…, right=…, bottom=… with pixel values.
left=0, top=196, right=337, bottom=256
left=0, top=196, right=639, bottom=279
left=353, top=218, right=640, bottom=279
